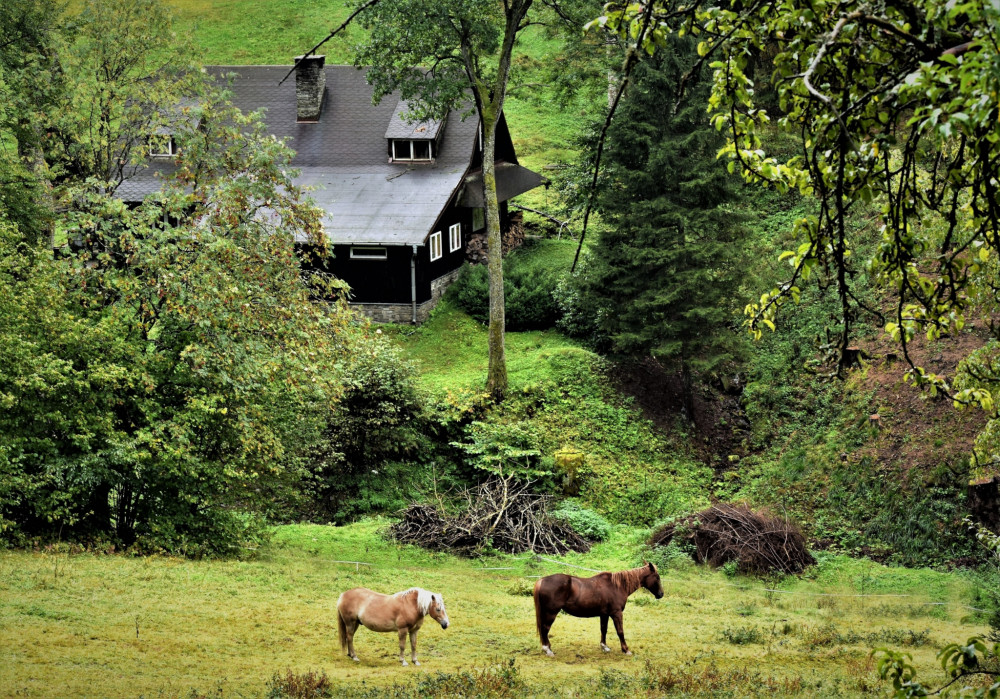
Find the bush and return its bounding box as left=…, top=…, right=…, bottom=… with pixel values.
left=450, top=242, right=563, bottom=330
left=304, top=336, right=432, bottom=524
left=549, top=499, right=612, bottom=541
left=451, top=420, right=554, bottom=484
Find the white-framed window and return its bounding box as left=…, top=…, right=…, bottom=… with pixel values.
left=429, top=231, right=443, bottom=261
left=449, top=223, right=461, bottom=253
left=390, top=139, right=433, bottom=162
left=149, top=134, right=176, bottom=157
left=350, top=246, right=387, bottom=260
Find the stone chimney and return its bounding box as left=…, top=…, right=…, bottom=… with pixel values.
left=294, top=54, right=326, bottom=122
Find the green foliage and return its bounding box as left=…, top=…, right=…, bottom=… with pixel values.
left=451, top=420, right=551, bottom=484
left=876, top=637, right=1000, bottom=698
left=305, top=335, right=431, bottom=523
left=722, top=625, right=765, bottom=645
left=333, top=659, right=524, bottom=698
left=564, top=39, right=747, bottom=417
left=450, top=239, right=567, bottom=331
left=645, top=540, right=696, bottom=571
left=601, top=0, right=1000, bottom=412
left=549, top=499, right=611, bottom=541
left=0, top=79, right=353, bottom=554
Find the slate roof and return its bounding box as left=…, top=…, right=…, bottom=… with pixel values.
left=384, top=100, right=446, bottom=140
left=118, top=65, right=539, bottom=246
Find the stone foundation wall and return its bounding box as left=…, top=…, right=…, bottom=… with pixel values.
left=351, top=266, right=465, bottom=324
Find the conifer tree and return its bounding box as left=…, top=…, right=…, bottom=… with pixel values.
left=578, top=40, right=746, bottom=418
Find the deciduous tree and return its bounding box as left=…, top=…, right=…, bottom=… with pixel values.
left=595, top=0, right=1000, bottom=473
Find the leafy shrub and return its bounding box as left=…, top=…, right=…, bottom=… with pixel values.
left=304, top=336, right=433, bottom=524
left=645, top=540, right=696, bottom=571
left=549, top=499, right=611, bottom=541
left=450, top=242, right=563, bottom=330
left=593, top=660, right=806, bottom=697
left=451, top=420, right=555, bottom=485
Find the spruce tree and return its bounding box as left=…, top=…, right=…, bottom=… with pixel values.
left=579, top=40, right=746, bottom=419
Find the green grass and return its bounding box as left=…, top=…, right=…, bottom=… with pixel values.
left=0, top=523, right=987, bottom=698
left=388, top=298, right=711, bottom=525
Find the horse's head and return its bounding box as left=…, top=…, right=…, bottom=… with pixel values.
left=427, top=593, right=449, bottom=629
left=642, top=561, right=664, bottom=599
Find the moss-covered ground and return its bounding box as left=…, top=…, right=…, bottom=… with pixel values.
left=0, top=522, right=987, bottom=698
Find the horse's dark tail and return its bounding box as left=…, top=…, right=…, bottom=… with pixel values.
left=336, top=593, right=348, bottom=652
left=533, top=579, right=543, bottom=641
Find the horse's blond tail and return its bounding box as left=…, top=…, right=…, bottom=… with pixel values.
left=533, top=579, right=543, bottom=641
left=336, top=593, right=347, bottom=651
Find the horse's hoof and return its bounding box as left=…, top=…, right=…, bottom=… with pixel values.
left=543, top=647, right=555, bottom=657
left=351, top=656, right=360, bottom=663
left=601, top=644, right=611, bottom=653
left=624, top=650, right=633, bottom=656
left=413, top=660, right=421, bottom=666
left=401, top=660, right=409, bottom=667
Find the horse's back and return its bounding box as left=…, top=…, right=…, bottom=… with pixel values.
left=337, top=587, right=385, bottom=619
left=338, top=587, right=411, bottom=632
left=537, top=572, right=616, bottom=617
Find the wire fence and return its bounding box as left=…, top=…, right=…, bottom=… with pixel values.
left=327, top=553, right=991, bottom=615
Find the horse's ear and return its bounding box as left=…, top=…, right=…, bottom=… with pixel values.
left=431, top=594, right=436, bottom=602
left=647, top=561, right=655, bottom=570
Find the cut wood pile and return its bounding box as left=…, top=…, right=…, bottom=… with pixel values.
left=649, top=503, right=815, bottom=575
left=389, top=478, right=590, bottom=555
left=464, top=214, right=525, bottom=264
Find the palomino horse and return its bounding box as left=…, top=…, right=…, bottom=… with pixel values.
left=533, top=561, right=663, bottom=656
left=336, top=587, right=449, bottom=666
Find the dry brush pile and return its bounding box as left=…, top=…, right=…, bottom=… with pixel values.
left=389, top=478, right=590, bottom=556
left=650, top=503, right=815, bottom=575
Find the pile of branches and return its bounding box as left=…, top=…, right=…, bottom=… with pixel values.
left=389, top=477, right=589, bottom=556
left=650, top=503, right=814, bottom=575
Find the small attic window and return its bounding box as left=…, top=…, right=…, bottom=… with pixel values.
left=391, top=139, right=433, bottom=162
left=149, top=134, right=177, bottom=157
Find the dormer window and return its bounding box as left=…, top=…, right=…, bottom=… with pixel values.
left=390, top=139, right=434, bottom=162
left=149, top=134, right=177, bottom=157
left=385, top=98, right=445, bottom=164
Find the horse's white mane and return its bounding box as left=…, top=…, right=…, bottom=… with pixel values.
left=393, top=587, right=441, bottom=615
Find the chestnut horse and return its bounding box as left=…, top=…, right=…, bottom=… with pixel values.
left=533, top=562, right=663, bottom=656
left=337, top=587, right=449, bottom=666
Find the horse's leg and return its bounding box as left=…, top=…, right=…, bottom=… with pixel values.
left=611, top=612, right=631, bottom=655
left=409, top=628, right=420, bottom=666
left=540, top=608, right=559, bottom=657
left=600, top=615, right=611, bottom=652
left=398, top=627, right=409, bottom=666
left=346, top=620, right=360, bottom=662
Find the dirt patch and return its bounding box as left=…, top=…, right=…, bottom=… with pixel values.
left=848, top=329, right=988, bottom=480
left=609, top=356, right=750, bottom=466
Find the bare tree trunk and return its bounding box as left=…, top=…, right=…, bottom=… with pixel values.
left=482, top=109, right=508, bottom=401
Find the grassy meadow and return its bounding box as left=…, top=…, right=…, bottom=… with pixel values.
left=0, top=522, right=988, bottom=698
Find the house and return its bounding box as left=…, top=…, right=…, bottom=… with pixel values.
left=118, top=55, right=546, bottom=323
